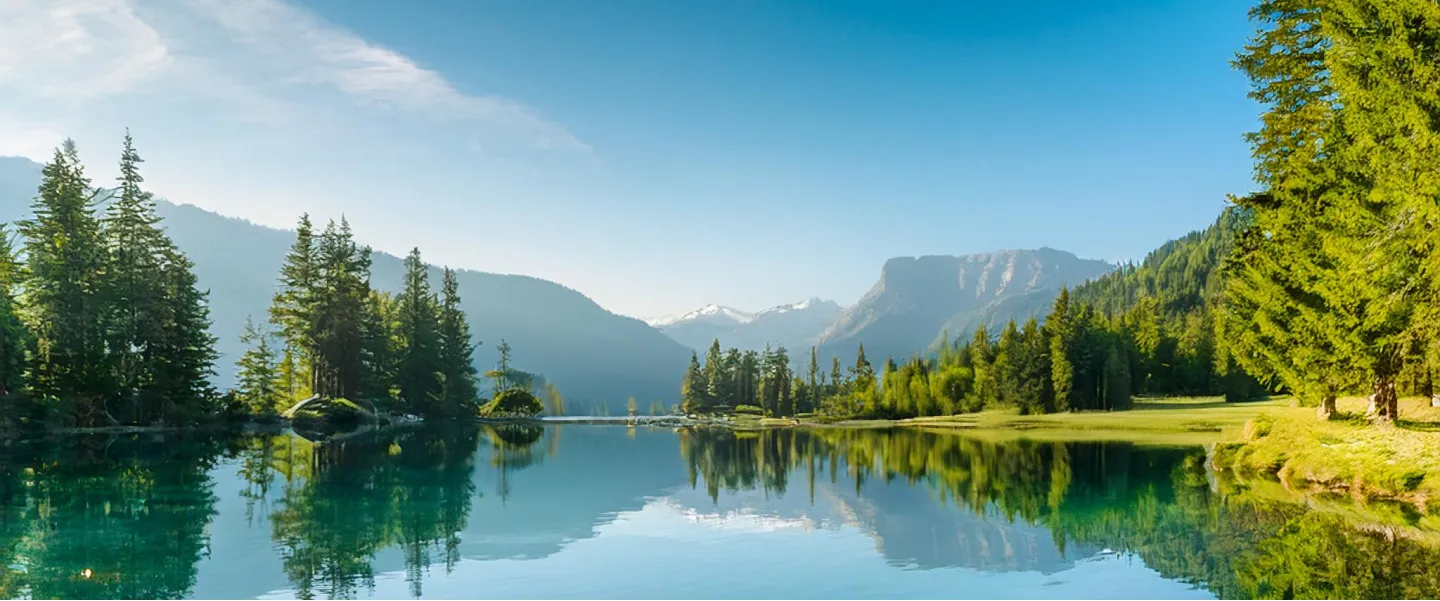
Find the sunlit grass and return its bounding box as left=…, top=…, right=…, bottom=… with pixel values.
left=1215, top=396, right=1440, bottom=504
left=811, top=396, right=1290, bottom=444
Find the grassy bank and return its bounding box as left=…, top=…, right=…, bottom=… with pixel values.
left=710, top=397, right=1290, bottom=444
left=1214, top=397, right=1440, bottom=507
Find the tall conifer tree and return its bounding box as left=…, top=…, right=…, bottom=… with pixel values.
left=437, top=267, right=479, bottom=415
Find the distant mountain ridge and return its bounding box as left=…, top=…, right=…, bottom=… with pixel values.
left=653, top=297, right=843, bottom=354
left=817, top=248, right=1115, bottom=363
left=0, top=156, right=689, bottom=411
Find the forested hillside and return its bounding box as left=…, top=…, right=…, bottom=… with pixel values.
left=679, top=208, right=1266, bottom=419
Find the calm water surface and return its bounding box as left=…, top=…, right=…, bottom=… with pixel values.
left=1, top=424, right=1438, bottom=599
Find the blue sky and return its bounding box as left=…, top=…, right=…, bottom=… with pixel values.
left=1, top=0, right=1260, bottom=320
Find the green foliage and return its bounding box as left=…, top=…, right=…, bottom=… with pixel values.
left=479, top=389, right=544, bottom=418
left=235, top=317, right=281, bottom=417
left=733, top=404, right=763, bottom=415
left=396, top=247, right=442, bottom=415
left=1222, top=0, right=1440, bottom=423
left=19, top=141, right=113, bottom=422
left=9, top=136, right=218, bottom=426
left=263, top=225, right=485, bottom=422
left=437, top=268, right=480, bottom=415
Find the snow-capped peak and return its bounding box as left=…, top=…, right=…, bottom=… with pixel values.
left=755, top=297, right=837, bottom=317
left=646, top=304, right=755, bottom=327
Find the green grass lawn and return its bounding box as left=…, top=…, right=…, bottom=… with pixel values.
left=814, top=396, right=1291, bottom=444
left=1215, top=396, right=1440, bottom=505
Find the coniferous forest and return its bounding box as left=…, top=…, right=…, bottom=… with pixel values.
left=0, top=134, right=504, bottom=429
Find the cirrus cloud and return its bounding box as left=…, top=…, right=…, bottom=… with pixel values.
left=0, top=0, right=588, bottom=155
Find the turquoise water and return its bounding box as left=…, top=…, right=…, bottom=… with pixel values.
left=1, top=424, right=1436, bottom=599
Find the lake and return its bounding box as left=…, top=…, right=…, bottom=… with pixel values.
left=1, top=424, right=1437, bottom=600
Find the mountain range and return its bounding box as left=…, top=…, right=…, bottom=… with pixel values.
left=0, top=156, right=689, bottom=412
left=655, top=249, right=1115, bottom=366
left=2, top=154, right=1120, bottom=410
left=648, top=298, right=843, bottom=354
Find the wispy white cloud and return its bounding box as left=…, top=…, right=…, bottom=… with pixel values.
left=0, top=0, right=172, bottom=100
left=0, top=0, right=587, bottom=152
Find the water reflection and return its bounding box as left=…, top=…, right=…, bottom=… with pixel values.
left=0, top=425, right=1437, bottom=599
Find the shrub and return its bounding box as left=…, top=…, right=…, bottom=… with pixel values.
left=733, top=405, right=764, bottom=416
left=480, top=389, right=545, bottom=418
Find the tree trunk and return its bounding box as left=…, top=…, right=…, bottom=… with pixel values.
left=1316, top=394, right=1337, bottom=421
left=1370, top=377, right=1399, bottom=424
left=1431, top=393, right=1440, bottom=408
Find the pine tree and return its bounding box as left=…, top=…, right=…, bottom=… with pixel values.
left=101, top=132, right=184, bottom=423
left=395, top=248, right=441, bottom=414
left=1018, top=317, right=1053, bottom=414
left=681, top=351, right=706, bottom=414
left=1049, top=287, right=1076, bottom=412
left=311, top=219, right=372, bottom=401
left=236, top=317, right=280, bottom=416
left=269, top=214, right=318, bottom=403
left=994, top=319, right=1022, bottom=407
left=806, top=346, right=819, bottom=413
left=0, top=225, right=28, bottom=398
left=18, top=141, right=110, bottom=424
left=1102, top=345, right=1133, bottom=411
left=1225, top=0, right=1360, bottom=418
left=970, top=325, right=997, bottom=407
left=1320, top=0, right=1440, bottom=422
left=703, top=338, right=725, bottom=402
left=361, top=290, right=398, bottom=407
left=437, top=268, right=480, bottom=416
left=148, top=244, right=219, bottom=422
left=490, top=339, right=513, bottom=394
left=773, top=345, right=793, bottom=417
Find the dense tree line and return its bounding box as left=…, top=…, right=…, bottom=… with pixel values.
left=682, top=212, right=1266, bottom=418
left=233, top=223, right=483, bottom=420
left=1222, top=0, right=1440, bottom=422
left=0, top=135, right=217, bottom=427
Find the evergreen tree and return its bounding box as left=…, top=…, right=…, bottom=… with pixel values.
left=807, top=346, right=819, bottom=411
left=235, top=317, right=280, bottom=416
left=1017, top=317, right=1053, bottom=414
left=311, top=219, right=372, bottom=400
left=488, top=340, right=514, bottom=394
left=1102, top=345, right=1133, bottom=411
left=18, top=141, right=110, bottom=424
left=437, top=268, right=480, bottom=416
left=361, top=290, right=398, bottom=407
left=969, top=324, right=997, bottom=407
left=149, top=244, right=219, bottom=421
left=773, top=346, right=793, bottom=416
left=1320, top=0, right=1439, bottom=422
left=703, top=338, right=725, bottom=402
left=681, top=351, right=706, bottom=414
left=101, top=131, right=171, bottom=419
left=269, top=214, right=318, bottom=403
left=1049, top=287, right=1076, bottom=412
left=995, top=320, right=1022, bottom=407
left=0, top=225, right=28, bottom=398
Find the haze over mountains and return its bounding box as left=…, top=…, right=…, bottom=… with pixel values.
left=3, top=154, right=1118, bottom=409
left=816, top=249, right=1115, bottom=364
left=0, top=156, right=689, bottom=411
left=656, top=249, right=1115, bottom=367
left=648, top=298, right=844, bottom=354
